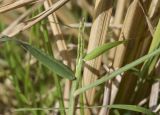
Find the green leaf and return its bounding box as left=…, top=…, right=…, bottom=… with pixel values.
left=0, top=37, right=75, bottom=80
left=107, top=104, right=155, bottom=115
left=74, top=47, right=160, bottom=96
left=141, top=20, right=160, bottom=75
left=19, top=41, right=75, bottom=80
left=14, top=104, right=155, bottom=115
left=84, top=41, right=126, bottom=61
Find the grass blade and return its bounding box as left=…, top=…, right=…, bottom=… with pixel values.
left=84, top=41, right=126, bottom=61
left=74, top=47, right=160, bottom=96
left=14, top=104, right=155, bottom=115
left=19, top=41, right=75, bottom=80
left=107, top=104, right=155, bottom=115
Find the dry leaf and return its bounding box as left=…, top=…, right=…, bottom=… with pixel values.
left=0, top=0, right=45, bottom=13
left=5, top=0, right=69, bottom=37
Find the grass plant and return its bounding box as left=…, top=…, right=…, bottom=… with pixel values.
left=0, top=0, right=160, bottom=115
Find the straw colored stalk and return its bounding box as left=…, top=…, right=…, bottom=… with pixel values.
left=148, top=0, right=160, bottom=28
left=107, top=1, right=131, bottom=104
left=133, top=20, right=160, bottom=105
left=113, top=0, right=131, bottom=37
left=149, top=61, right=160, bottom=111
left=0, top=8, right=32, bottom=37
left=148, top=0, right=160, bottom=111
left=113, top=0, right=152, bottom=104
left=108, top=0, right=131, bottom=66
left=98, top=65, right=112, bottom=115
left=129, top=0, right=160, bottom=104
left=0, top=0, right=69, bottom=38
left=82, top=0, right=113, bottom=114
left=0, top=4, right=40, bottom=38
left=1, top=0, right=14, bottom=4
left=0, top=0, right=44, bottom=13
left=135, top=0, right=160, bottom=62
left=98, top=80, right=111, bottom=115
left=149, top=60, right=160, bottom=111
left=44, top=0, right=73, bottom=109
left=148, top=0, right=160, bottom=18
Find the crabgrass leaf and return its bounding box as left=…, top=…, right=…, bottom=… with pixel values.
left=19, top=41, right=75, bottom=80
left=107, top=104, right=155, bottom=115
left=84, top=41, right=126, bottom=61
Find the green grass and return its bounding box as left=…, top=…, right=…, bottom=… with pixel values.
left=0, top=1, right=160, bottom=115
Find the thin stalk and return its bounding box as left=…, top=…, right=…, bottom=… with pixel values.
left=74, top=46, right=160, bottom=97
left=82, top=1, right=113, bottom=111
left=79, top=80, right=84, bottom=115
left=113, top=0, right=152, bottom=105
left=68, top=19, right=85, bottom=115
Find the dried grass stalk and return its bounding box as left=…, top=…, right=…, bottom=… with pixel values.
left=44, top=0, right=73, bottom=109
left=0, top=0, right=44, bottom=13
left=98, top=80, right=111, bottom=115
left=0, top=8, right=31, bottom=36
left=82, top=0, right=113, bottom=114
left=113, top=0, right=152, bottom=104
left=113, top=0, right=131, bottom=37
left=4, top=0, right=69, bottom=37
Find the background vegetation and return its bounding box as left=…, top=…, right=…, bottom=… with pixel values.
left=0, top=0, right=160, bottom=115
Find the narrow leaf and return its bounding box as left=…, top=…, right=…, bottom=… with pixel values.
left=84, top=41, right=126, bottom=61
left=74, top=47, right=160, bottom=96
left=107, top=104, right=155, bottom=115
left=19, top=41, right=75, bottom=80
left=14, top=104, right=155, bottom=115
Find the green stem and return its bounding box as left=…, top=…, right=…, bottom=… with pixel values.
left=68, top=19, right=85, bottom=115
